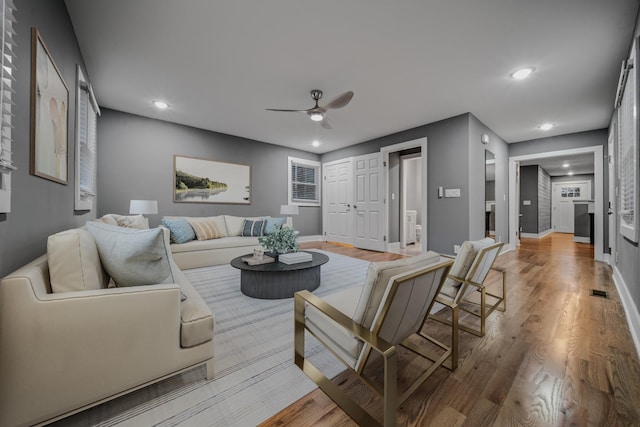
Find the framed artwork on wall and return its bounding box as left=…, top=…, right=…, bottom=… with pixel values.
left=174, top=155, right=251, bottom=204
left=30, top=28, right=69, bottom=185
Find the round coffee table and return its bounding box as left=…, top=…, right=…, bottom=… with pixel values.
left=230, top=251, right=329, bottom=299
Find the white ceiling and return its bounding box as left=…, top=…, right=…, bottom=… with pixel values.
left=64, top=0, right=639, bottom=154
left=520, top=153, right=594, bottom=176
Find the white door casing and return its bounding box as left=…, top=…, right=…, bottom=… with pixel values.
left=608, top=127, right=616, bottom=264
left=552, top=180, right=591, bottom=233
left=353, top=153, right=386, bottom=251
left=322, top=158, right=353, bottom=245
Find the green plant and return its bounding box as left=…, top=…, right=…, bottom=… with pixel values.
left=258, top=226, right=299, bottom=253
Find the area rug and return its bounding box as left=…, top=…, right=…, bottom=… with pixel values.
left=56, top=250, right=369, bottom=427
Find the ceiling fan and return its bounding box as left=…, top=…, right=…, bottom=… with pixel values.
left=266, top=89, right=354, bottom=129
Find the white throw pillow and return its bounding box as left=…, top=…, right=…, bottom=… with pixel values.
left=86, top=222, right=177, bottom=287
left=47, top=229, right=109, bottom=293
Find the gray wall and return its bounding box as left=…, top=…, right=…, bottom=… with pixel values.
left=469, top=114, right=509, bottom=244
left=97, top=109, right=322, bottom=236
left=322, top=113, right=509, bottom=255
left=538, top=167, right=551, bottom=233
left=519, top=166, right=539, bottom=234
left=0, top=0, right=95, bottom=278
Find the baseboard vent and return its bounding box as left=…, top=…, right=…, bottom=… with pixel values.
left=591, top=289, right=609, bottom=298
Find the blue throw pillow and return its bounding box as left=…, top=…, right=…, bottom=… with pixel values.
left=161, top=217, right=196, bottom=244
left=264, top=217, right=286, bottom=234
left=241, top=219, right=266, bottom=237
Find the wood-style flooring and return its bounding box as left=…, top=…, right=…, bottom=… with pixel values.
left=262, top=233, right=640, bottom=426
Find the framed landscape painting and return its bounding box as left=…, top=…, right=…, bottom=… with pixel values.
left=174, top=155, right=251, bottom=204
left=30, top=28, right=69, bottom=185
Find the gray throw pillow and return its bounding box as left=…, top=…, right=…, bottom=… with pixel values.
left=86, top=222, right=179, bottom=289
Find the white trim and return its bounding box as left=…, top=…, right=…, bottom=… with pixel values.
left=612, top=266, right=640, bottom=359
left=573, top=236, right=591, bottom=243
left=297, top=234, right=324, bottom=243
left=520, top=229, right=554, bottom=239
left=603, top=253, right=612, bottom=265
left=381, top=137, right=428, bottom=253
left=387, top=242, right=401, bottom=252
left=288, top=156, right=321, bottom=207
left=509, top=146, right=604, bottom=261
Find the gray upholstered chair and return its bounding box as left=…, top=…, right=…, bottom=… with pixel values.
left=294, top=252, right=454, bottom=427
left=430, top=238, right=506, bottom=345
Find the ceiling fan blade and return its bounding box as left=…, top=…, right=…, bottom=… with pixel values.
left=323, top=91, right=354, bottom=109
left=320, top=117, right=334, bottom=130
left=265, top=108, right=308, bottom=112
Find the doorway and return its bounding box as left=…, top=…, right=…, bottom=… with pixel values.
left=509, top=146, right=604, bottom=261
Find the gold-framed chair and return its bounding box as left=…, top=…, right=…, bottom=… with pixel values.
left=430, top=239, right=506, bottom=339
left=294, top=252, right=454, bottom=427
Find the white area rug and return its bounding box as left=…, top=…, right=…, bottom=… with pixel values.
left=55, top=250, right=369, bottom=427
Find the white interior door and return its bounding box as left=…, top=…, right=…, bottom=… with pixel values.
left=322, top=159, right=353, bottom=245
left=552, top=181, right=591, bottom=233
left=353, top=153, right=386, bottom=251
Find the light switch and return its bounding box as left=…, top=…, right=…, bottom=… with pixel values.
left=444, top=188, right=461, bottom=198
left=523, top=200, right=531, bottom=206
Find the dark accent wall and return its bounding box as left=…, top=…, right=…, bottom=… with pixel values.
left=538, top=167, right=551, bottom=233
left=97, top=109, right=322, bottom=236
left=519, top=166, right=539, bottom=234
left=0, top=0, right=93, bottom=278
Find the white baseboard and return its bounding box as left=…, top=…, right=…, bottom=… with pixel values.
left=612, top=266, right=640, bottom=359
left=603, top=253, right=611, bottom=265
left=520, top=229, right=554, bottom=239
left=297, top=235, right=323, bottom=243
left=573, top=236, right=591, bottom=243
left=387, top=242, right=401, bottom=252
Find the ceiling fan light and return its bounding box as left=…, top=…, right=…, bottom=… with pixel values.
left=309, top=112, right=324, bottom=121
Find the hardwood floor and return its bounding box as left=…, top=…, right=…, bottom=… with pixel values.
left=263, top=233, right=640, bottom=426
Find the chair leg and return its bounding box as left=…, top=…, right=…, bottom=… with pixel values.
left=205, top=358, right=214, bottom=380
left=450, top=304, right=459, bottom=370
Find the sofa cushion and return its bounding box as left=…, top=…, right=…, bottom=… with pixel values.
left=241, top=219, right=266, bottom=237
left=95, top=214, right=119, bottom=226
left=109, top=214, right=149, bottom=229
left=224, top=215, right=264, bottom=236
left=264, top=217, right=286, bottom=234
left=86, top=222, right=177, bottom=287
left=188, top=218, right=223, bottom=241
left=170, top=236, right=261, bottom=253
left=161, top=217, right=196, bottom=244
left=173, top=267, right=214, bottom=348
left=47, top=229, right=109, bottom=293
left=184, top=215, right=229, bottom=237
left=353, top=251, right=441, bottom=328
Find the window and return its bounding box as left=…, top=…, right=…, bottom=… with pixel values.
left=288, top=157, right=321, bottom=206
left=0, top=0, right=16, bottom=213
left=74, top=65, right=100, bottom=211
left=616, top=39, right=639, bottom=243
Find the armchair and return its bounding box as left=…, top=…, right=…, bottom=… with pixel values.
left=430, top=239, right=506, bottom=340
left=294, top=252, right=454, bottom=427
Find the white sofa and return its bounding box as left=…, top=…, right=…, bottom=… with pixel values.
left=164, top=215, right=274, bottom=269
left=0, top=224, right=214, bottom=427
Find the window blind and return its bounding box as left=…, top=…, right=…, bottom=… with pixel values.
left=288, top=157, right=321, bottom=206
left=75, top=66, right=100, bottom=211
left=0, top=0, right=16, bottom=173
left=617, top=41, right=638, bottom=242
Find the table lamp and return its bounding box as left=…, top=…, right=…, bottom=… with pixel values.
left=280, top=204, right=299, bottom=229
left=129, top=200, right=158, bottom=216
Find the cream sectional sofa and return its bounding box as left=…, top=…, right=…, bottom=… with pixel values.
left=165, top=215, right=274, bottom=270
left=0, top=223, right=214, bottom=427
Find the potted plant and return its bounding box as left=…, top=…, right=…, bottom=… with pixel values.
left=258, top=225, right=299, bottom=256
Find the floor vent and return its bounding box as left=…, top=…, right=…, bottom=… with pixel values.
left=591, top=289, right=609, bottom=298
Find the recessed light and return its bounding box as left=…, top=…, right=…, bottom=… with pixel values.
left=152, top=100, right=169, bottom=109
left=539, top=123, right=554, bottom=131
left=568, top=171, right=574, bottom=176
left=312, top=140, right=320, bottom=147
left=510, top=67, right=535, bottom=80
left=562, top=163, right=570, bottom=168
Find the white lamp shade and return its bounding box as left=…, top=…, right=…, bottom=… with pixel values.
left=129, top=200, right=158, bottom=215
left=280, top=204, right=299, bottom=215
